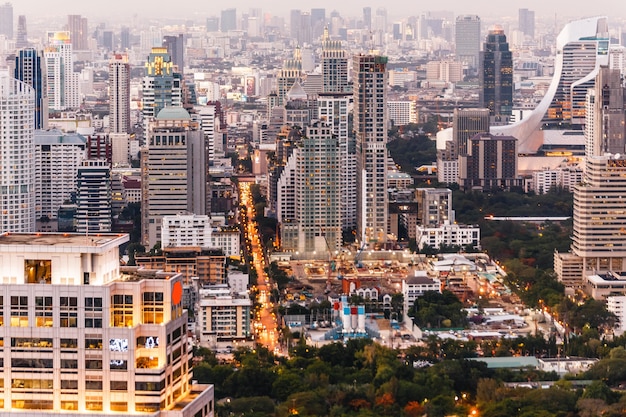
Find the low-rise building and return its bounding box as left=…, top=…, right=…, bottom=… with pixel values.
left=402, top=271, right=441, bottom=311
left=196, top=285, right=252, bottom=343
left=416, top=222, right=480, bottom=250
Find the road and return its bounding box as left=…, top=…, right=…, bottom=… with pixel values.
left=239, top=181, right=279, bottom=353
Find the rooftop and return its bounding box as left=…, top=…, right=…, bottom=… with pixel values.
left=0, top=232, right=128, bottom=250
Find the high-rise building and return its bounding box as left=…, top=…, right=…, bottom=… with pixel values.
left=480, top=26, right=513, bottom=118
left=76, top=159, right=112, bottom=233
left=162, top=34, right=184, bottom=71
left=14, top=48, right=47, bottom=130
left=109, top=53, right=130, bottom=134
left=206, top=17, right=219, bottom=32
left=120, top=26, right=130, bottom=50
left=311, top=8, right=326, bottom=39
left=45, top=31, right=80, bottom=110
left=453, top=108, right=490, bottom=157
left=363, top=7, right=372, bottom=31
left=455, top=15, right=481, bottom=71
left=585, top=66, right=625, bottom=158
left=415, top=188, right=452, bottom=227
left=0, top=71, right=35, bottom=233
left=141, top=47, right=182, bottom=132
left=34, top=130, right=86, bottom=221
left=354, top=54, right=388, bottom=244
left=220, top=8, right=236, bottom=32
left=141, top=107, right=207, bottom=247
left=0, top=232, right=215, bottom=415
left=67, top=14, right=88, bottom=50
left=518, top=8, right=535, bottom=39
left=458, top=133, right=518, bottom=191
left=321, top=28, right=349, bottom=93
left=290, top=9, right=301, bottom=40
left=299, top=12, right=312, bottom=45
left=276, top=47, right=302, bottom=106
left=0, top=2, right=12, bottom=39
left=15, top=14, right=26, bottom=47
left=318, top=93, right=355, bottom=231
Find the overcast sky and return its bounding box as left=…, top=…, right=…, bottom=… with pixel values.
left=12, top=0, right=626, bottom=23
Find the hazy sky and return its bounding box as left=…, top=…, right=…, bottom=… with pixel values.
left=12, top=0, right=626, bottom=23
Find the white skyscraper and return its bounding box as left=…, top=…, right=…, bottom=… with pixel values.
left=109, top=53, right=130, bottom=134
left=45, top=31, right=80, bottom=110
left=354, top=54, right=388, bottom=244
left=0, top=71, right=35, bottom=233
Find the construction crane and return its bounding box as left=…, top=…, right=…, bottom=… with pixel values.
left=319, top=226, right=336, bottom=293
left=354, top=242, right=367, bottom=269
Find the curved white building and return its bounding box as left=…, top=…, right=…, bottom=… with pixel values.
left=0, top=71, right=35, bottom=233
left=438, top=16, right=609, bottom=154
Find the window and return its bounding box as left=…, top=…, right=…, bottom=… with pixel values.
left=35, top=296, right=53, bottom=327
left=111, top=294, right=133, bottom=327
left=111, top=381, right=127, bottom=391
left=142, top=292, right=164, bottom=324
left=59, top=297, right=77, bottom=327
left=85, top=339, right=102, bottom=349
left=85, top=317, right=102, bottom=328
left=85, top=380, right=103, bottom=390
left=10, top=296, right=28, bottom=327
left=85, top=297, right=103, bottom=328
left=85, top=360, right=102, bottom=370
left=24, top=259, right=51, bottom=284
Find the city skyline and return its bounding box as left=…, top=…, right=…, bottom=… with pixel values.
left=9, top=1, right=626, bottom=22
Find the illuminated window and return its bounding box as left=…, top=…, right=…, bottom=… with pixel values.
left=10, top=296, right=28, bottom=327
left=35, top=296, right=53, bottom=327
left=142, top=292, right=164, bottom=324
left=111, top=294, right=133, bottom=327
left=59, top=297, right=77, bottom=327
left=24, top=260, right=51, bottom=284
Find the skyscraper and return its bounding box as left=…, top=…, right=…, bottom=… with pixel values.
left=290, top=9, right=301, bottom=40
left=455, top=15, right=481, bottom=72
left=458, top=133, right=518, bottom=191
left=518, top=8, right=535, bottom=39
left=363, top=7, right=372, bottom=31
left=162, top=34, right=184, bottom=71
left=585, top=66, right=625, bottom=158
left=141, top=108, right=207, bottom=247
left=15, top=14, right=26, bottom=47
left=321, top=28, right=349, bottom=93
left=354, top=54, right=388, bottom=244
left=454, top=108, right=491, bottom=157
left=0, top=2, right=12, bottom=39
left=67, top=14, right=88, bottom=50
left=14, top=48, right=47, bottom=130
left=45, top=31, right=80, bottom=110
left=480, top=26, right=513, bottom=118
left=141, top=47, right=182, bottom=132
left=220, top=8, right=236, bottom=32
left=276, top=47, right=302, bottom=106
left=120, top=26, right=130, bottom=50
left=311, top=8, right=326, bottom=39
left=0, top=71, right=35, bottom=233
left=109, top=53, right=130, bottom=134
left=76, top=159, right=112, bottom=233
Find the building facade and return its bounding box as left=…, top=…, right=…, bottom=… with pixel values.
left=480, top=27, right=513, bottom=118
left=14, top=48, right=47, bottom=130
left=455, top=15, right=481, bottom=71
left=76, top=159, right=112, bottom=233
left=109, top=53, right=130, bottom=134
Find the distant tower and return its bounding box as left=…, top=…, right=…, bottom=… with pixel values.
left=276, top=47, right=302, bottom=106
left=67, top=14, right=88, bottom=50
left=14, top=48, right=48, bottom=130
left=120, top=26, right=130, bottom=50
left=518, top=8, right=535, bottom=39
left=15, top=14, right=26, bottom=48
left=363, top=7, right=372, bottom=31
left=141, top=47, right=182, bottom=132
left=453, top=108, right=491, bottom=157
left=455, top=15, right=481, bottom=72
left=45, top=31, right=80, bottom=110
left=162, top=34, right=184, bottom=72
left=0, top=71, right=35, bottom=233
left=0, top=2, right=12, bottom=39
left=220, top=8, right=236, bottom=32
left=76, top=159, right=112, bottom=233
left=354, top=54, right=388, bottom=244
left=321, top=27, right=349, bottom=93
left=109, top=53, right=130, bottom=134
left=290, top=10, right=301, bottom=40
left=480, top=26, right=513, bottom=118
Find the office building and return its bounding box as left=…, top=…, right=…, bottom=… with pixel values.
left=321, top=27, right=349, bottom=93
left=15, top=14, right=26, bottom=48
left=458, top=133, right=519, bottom=191
left=76, top=159, right=112, bottom=234
left=14, top=48, right=47, bottom=130
left=220, top=8, right=236, bottom=32
left=141, top=47, right=182, bottom=132
left=34, top=130, right=86, bottom=221
left=426, top=60, right=463, bottom=83
left=518, top=8, right=535, bottom=39
left=0, top=72, right=35, bottom=233
left=584, top=66, right=625, bottom=158
left=163, top=34, right=184, bottom=72
left=136, top=247, right=226, bottom=287
left=0, top=232, right=215, bottom=416
left=197, top=286, right=251, bottom=342
left=45, top=31, right=80, bottom=111
left=453, top=108, right=490, bottom=157
left=480, top=26, right=513, bottom=118
left=455, top=15, right=481, bottom=71
left=354, top=54, right=388, bottom=244
left=206, top=17, right=219, bottom=32
left=0, top=2, right=11, bottom=39
left=363, top=7, right=372, bottom=31
left=141, top=108, right=207, bottom=247
left=415, top=188, right=452, bottom=228
left=109, top=53, right=130, bottom=134
left=161, top=214, right=240, bottom=258
left=388, top=101, right=417, bottom=126
left=67, top=14, right=88, bottom=50
left=276, top=47, right=302, bottom=106
left=120, top=26, right=130, bottom=50
left=318, top=93, right=355, bottom=231
left=290, top=9, right=301, bottom=40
